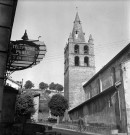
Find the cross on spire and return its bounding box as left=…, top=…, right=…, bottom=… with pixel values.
left=76, top=7, right=78, bottom=12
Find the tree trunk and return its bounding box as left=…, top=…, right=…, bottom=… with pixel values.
left=57, top=116, right=59, bottom=124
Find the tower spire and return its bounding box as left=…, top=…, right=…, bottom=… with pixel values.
left=88, top=34, right=94, bottom=44
left=72, top=11, right=85, bottom=42
left=74, top=12, right=80, bottom=23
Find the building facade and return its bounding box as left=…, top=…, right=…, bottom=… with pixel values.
left=64, top=12, right=95, bottom=109
left=69, top=43, right=130, bottom=134
left=6, top=78, right=22, bottom=89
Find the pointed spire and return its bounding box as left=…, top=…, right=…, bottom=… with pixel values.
left=89, top=34, right=93, bottom=40
left=88, top=34, right=94, bottom=44
left=74, top=12, right=80, bottom=23
left=21, top=30, right=29, bottom=40
left=72, top=11, right=85, bottom=42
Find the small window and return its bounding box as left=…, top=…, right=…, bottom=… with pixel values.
left=75, top=31, right=78, bottom=38
left=84, top=45, right=88, bottom=54
left=75, top=56, right=79, bottom=66
left=74, top=45, right=79, bottom=54
left=84, top=56, right=89, bottom=66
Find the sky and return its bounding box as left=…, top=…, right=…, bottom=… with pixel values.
left=10, top=0, right=130, bottom=88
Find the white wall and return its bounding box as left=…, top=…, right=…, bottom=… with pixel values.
left=6, top=79, right=20, bottom=89
left=122, top=61, right=130, bottom=134
left=31, top=95, right=39, bottom=122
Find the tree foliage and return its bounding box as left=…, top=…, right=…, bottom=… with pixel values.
left=48, top=94, right=68, bottom=117
left=49, top=82, right=63, bottom=92
left=39, top=82, right=48, bottom=90
left=15, top=92, right=35, bottom=122
left=49, top=82, right=55, bottom=90
left=55, top=84, right=63, bottom=92
left=24, top=80, right=34, bottom=89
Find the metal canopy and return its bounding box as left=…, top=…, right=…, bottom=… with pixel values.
left=7, top=37, right=47, bottom=71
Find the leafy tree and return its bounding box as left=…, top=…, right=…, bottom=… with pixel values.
left=15, top=92, right=35, bottom=122
left=49, top=82, right=56, bottom=90
left=55, top=83, right=63, bottom=92
left=48, top=94, right=68, bottom=117
left=39, top=82, right=48, bottom=90
left=49, top=82, right=63, bottom=92
left=24, top=80, right=34, bottom=89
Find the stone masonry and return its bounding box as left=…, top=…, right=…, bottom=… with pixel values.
left=64, top=12, right=95, bottom=109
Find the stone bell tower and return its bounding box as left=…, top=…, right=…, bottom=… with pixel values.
left=64, top=12, right=95, bottom=109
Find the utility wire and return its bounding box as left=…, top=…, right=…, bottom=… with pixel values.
left=43, top=39, right=130, bottom=61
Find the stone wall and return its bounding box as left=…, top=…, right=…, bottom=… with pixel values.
left=69, top=44, right=130, bottom=133
left=69, top=66, right=95, bottom=109
left=64, top=40, right=95, bottom=109
left=69, top=87, right=117, bottom=127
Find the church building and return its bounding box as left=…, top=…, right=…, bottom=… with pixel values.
left=64, top=12, right=95, bottom=109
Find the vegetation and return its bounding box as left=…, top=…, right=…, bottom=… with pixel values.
left=39, top=91, right=50, bottom=113
left=55, top=83, right=63, bottom=92
left=49, top=82, right=63, bottom=92
left=15, top=92, right=35, bottom=122
left=49, top=82, right=55, bottom=90
left=24, top=80, right=34, bottom=89
left=48, top=94, right=68, bottom=117
left=39, top=82, right=48, bottom=90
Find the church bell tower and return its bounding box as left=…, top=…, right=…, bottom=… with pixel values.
left=64, top=12, right=95, bottom=109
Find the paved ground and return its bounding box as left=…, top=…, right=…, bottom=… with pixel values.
left=52, top=127, right=102, bottom=135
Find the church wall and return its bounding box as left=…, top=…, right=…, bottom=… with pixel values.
left=68, top=66, right=95, bottom=109
left=69, top=44, right=130, bottom=133
left=65, top=41, right=95, bottom=109
left=64, top=69, right=69, bottom=102
left=64, top=12, right=95, bottom=116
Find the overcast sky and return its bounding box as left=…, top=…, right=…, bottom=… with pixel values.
left=11, top=0, right=130, bottom=88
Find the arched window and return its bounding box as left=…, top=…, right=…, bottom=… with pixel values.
left=84, top=56, right=89, bottom=66
left=84, top=45, right=88, bottom=54
left=75, top=30, right=78, bottom=39
left=74, top=45, right=79, bottom=54
left=75, top=56, right=79, bottom=66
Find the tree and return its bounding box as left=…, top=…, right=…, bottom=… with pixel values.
left=49, top=82, right=56, bottom=90
left=24, top=80, right=34, bottom=89
left=15, top=92, right=35, bottom=135
left=48, top=94, right=68, bottom=117
left=15, top=92, right=35, bottom=122
left=39, top=82, right=48, bottom=90
left=55, top=83, right=63, bottom=92
left=49, top=82, right=63, bottom=92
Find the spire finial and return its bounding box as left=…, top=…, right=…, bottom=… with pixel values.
left=74, top=9, right=80, bottom=23
left=21, top=30, right=29, bottom=40
left=88, top=34, right=94, bottom=44
left=76, top=7, right=78, bottom=12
